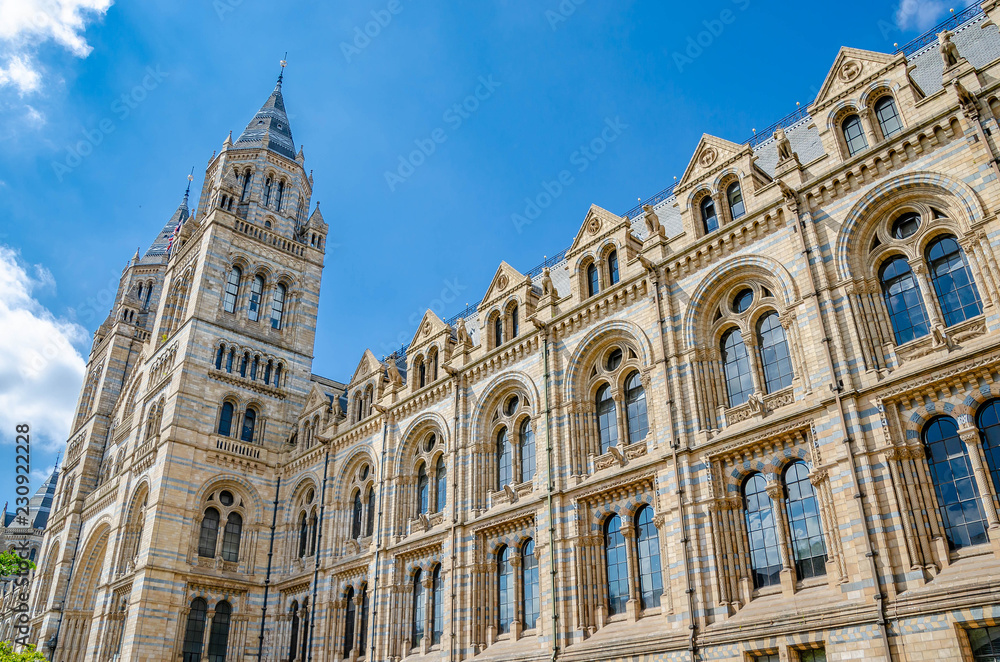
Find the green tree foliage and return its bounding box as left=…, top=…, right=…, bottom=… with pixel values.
left=0, top=642, right=46, bottom=661
left=0, top=552, right=34, bottom=578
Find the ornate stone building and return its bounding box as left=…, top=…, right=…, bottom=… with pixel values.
left=28, top=4, right=1000, bottom=661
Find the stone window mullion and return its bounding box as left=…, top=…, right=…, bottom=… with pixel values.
left=907, top=259, right=945, bottom=330
left=960, top=427, right=1000, bottom=531
left=765, top=482, right=795, bottom=594
left=743, top=331, right=766, bottom=396
left=621, top=522, right=640, bottom=619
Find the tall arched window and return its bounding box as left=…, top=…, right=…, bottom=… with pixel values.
left=418, top=359, right=426, bottom=388
left=366, top=487, right=376, bottom=537
left=359, top=586, right=370, bottom=655
left=221, top=513, right=242, bottom=562
left=288, top=602, right=299, bottom=660
left=182, top=598, right=208, bottom=662
left=596, top=384, right=618, bottom=453
left=757, top=312, right=793, bottom=393
left=343, top=586, right=356, bottom=658
left=743, top=474, right=781, bottom=589
left=497, top=546, right=514, bottom=634
left=842, top=114, right=868, bottom=156
left=927, top=236, right=982, bottom=326
left=727, top=182, right=745, bottom=220
left=635, top=505, right=663, bottom=610
left=783, top=461, right=827, bottom=579
left=352, top=492, right=363, bottom=539
left=722, top=328, right=754, bottom=407
left=880, top=256, right=930, bottom=345
left=522, top=538, right=539, bottom=629
left=924, top=416, right=988, bottom=549
left=494, top=315, right=503, bottom=348
left=223, top=267, right=241, bottom=314
left=874, top=96, right=903, bottom=138
left=625, top=371, right=648, bottom=443
left=218, top=402, right=234, bottom=437
left=240, top=170, right=251, bottom=201
left=434, top=456, right=447, bottom=513
left=226, top=349, right=235, bottom=373
left=587, top=263, right=599, bottom=297
left=497, top=429, right=513, bottom=488
left=411, top=570, right=425, bottom=648
left=608, top=250, right=620, bottom=285
left=309, top=512, right=318, bottom=556
left=511, top=304, right=519, bottom=339
left=431, top=565, right=443, bottom=645
left=198, top=508, right=219, bottom=558
left=520, top=419, right=536, bottom=482
left=701, top=196, right=719, bottom=234
left=271, top=284, right=287, bottom=330
left=215, top=345, right=225, bottom=370
left=263, top=176, right=273, bottom=207
left=298, top=512, right=308, bottom=558
left=978, top=400, right=1000, bottom=496
left=248, top=275, right=264, bottom=322
left=276, top=181, right=285, bottom=211
left=240, top=407, right=257, bottom=443
left=417, top=464, right=429, bottom=515
left=206, top=600, right=231, bottom=662
left=604, top=515, right=628, bottom=616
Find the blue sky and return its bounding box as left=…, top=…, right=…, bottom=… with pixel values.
left=0, top=0, right=957, bottom=502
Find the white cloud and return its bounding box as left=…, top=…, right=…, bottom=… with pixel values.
left=0, top=245, right=88, bottom=453
left=0, top=0, right=113, bottom=95
left=895, top=0, right=947, bottom=32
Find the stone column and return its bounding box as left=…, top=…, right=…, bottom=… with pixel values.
left=766, top=483, right=796, bottom=596
left=621, top=522, right=640, bottom=620
left=200, top=609, right=216, bottom=662
left=907, top=260, right=946, bottom=334
left=510, top=555, right=523, bottom=639
left=959, top=427, right=1000, bottom=558
left=422, top=573, right=434, bottom=655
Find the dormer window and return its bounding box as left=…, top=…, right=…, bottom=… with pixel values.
left=608, top=250, right=619, bottom=285
left=726, top=182, right=745, bottom=220
left=842, top=114, right=867, bottom=156
left=874, top=96, right=902, bottom=139
left=701, top=196, right=719, bottom=234
left=587, top=263, right=599, bottom=297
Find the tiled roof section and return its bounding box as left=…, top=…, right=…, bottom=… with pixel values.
left=143, top=188, right=190, bottom=260
left=907, top=11, right=1000, bottom=96
left=234, top=74, right=297, bottom=159
left=19, top=467, right=59, bottom=530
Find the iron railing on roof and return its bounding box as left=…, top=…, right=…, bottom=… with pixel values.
left=621, top=183, right=678, bottom=221
left=745, top=105, right=811, bottom=148
left=896, top=3, right=983, bottom=57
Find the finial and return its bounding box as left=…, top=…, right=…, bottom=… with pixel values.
left=184, top=167, right=194, bottom=200
left=278, top=52, right=288, bottom=83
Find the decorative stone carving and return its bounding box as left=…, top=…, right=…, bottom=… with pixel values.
left=699, top=146, right=718, bottom=168
left=939, top=30, right=961, bottom=68
left=839, top=59, right=862, bottom=82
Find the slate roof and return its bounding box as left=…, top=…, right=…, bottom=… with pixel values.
left=143, top=187, right=190, bottom=260
left=3, top=466, right=59, bottom=530
left=234, top=74, right=297, bottom=160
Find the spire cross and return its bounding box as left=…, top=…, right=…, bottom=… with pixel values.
left=278, top=53, right=288, bottom=83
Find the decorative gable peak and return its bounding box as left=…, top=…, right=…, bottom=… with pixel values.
left=676, top=134, right=748, bottom=192
left=349, top=348, right=382, bottom=386
left=304, top=382, right=329, bottom=414
left=568, top=204, right=629, bottom=256
left=811, top=46, right=902, bottom=112
left=479, top=261, right=527, bottom=309
left=408, top=309, right=451, bottom=350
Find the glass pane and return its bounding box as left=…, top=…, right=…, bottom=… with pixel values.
left=928, top=236, right=982, bottom=327
left=757, top=312, right=794, bottom=393
left=744, top=474, right=782, bottom=589
left=722, top=328, right=754, bottom=407
left=635, top=506, right=663, bottom=609
left=924, top=416, right=988, bottom=550
left=498, top=547, right=514, bottom=633
left=625, top=372, right=649, bottom=443
left=522, top=540, right=540, bottom=629
left=784, top=462, right=827, bottom=579
left=880, top=257, right=930, bottom=345
left=597, top=385, right=618, bottom=453
left=605, top=515, right=629, bottom=615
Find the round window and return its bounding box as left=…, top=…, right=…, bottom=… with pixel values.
left=733, top=288, right=754, bottom=314
left=219, top=490, right=234, bottom=506
left=505, top=396, right=519, bottom=416
left=425, top=434, right=436, bottom=453
left=606, top=348, right=623, bottom=371
left=360, top=464, right=369, bottom=481
left=892, top=212, right=921, bottom=239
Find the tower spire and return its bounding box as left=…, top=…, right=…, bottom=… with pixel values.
left=232, top=61, right=296, bottom=159
left=278, top=52, right=287, bottom=84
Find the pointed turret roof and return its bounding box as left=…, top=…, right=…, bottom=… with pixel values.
left=3, top=464, right=59, bottom=530
left=234, top=72, right=296, bottom=159
left=144, top=182, right=191, bottom=259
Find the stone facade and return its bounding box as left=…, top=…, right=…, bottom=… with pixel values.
left=28, top=5, right=1000, bottom=662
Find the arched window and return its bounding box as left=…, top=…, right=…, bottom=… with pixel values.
left=520, top=419, right=536, bottom=482
left=635, top=505, right=663, bottom=609
left=226, top=349, right=235, bottom=373
left=497, top=428, right=513, bottom=488
left=240, top=352, right=249, bottom=378
left=215, top=345, right=225, bottom=370
left=198, top=508, right=219, bottom=558
left=434, top=456, right=447, bottom=513
left=608, top=249, right=620, bottom=285
left=743, top=473, right=781, bottom=589
left=263, top=176, right=273, bottom=207
left=240, top=407, right=257, bottom=443
left=431, top=565, right=443, bottom=645
left=924, top=416, right=988, bottom=549
left=604, top=515, right=628, bottom=616
left=497, top=545, right=514, bottom=634
left=927, top=236, right=982, bottom=326
left=223, top=266, right=241, bottom=313
left=309, top=512, right=318, bottom=556
left=596, top=384, right=618, bottom=453
left=417, top=463, right=429, bottom=515
left=625, top=371, right=648, bottom=443
left=221, top=513, right=242, bottom=562
left=880, top=256, right=930, bottom=345
left=218, top=402, right=234, bottom=437
left=271, top=284, right=286, bottom=330
left=522, top=538, right=539, bottom=629
left=979, top=400, right=1000, bottom=497
left=587, top=262, right=599, bottom=297
left=240, top=170, right=251, bottom=201
left=248, top=275, right=264, bottom=322
left=206, top=600, right=231, bottom=662
left=726, top=181, right=745, bottom=220
left=494, top=315, right=503, bottom=348
left=722, top=328, right=754, bottom=407
left=418, top=359, right=426, bottom=388
left=298, top=513, right=308, bottom=557
left=701, top=196, right=719, bottom=234
left=365, top=487, right=376, bottom=537
left=182, top=598, right=208, bottom=662
left=874, top=96, right=903, bottom=138
left=343, top=586, right=356, bottom=658
left=757, top=312, right=793, bottom=393
left=411, top=570, right=425, bottom=648
left=352, top=491, right=363, bottom=539
left=842, top=114, right=868, bottom=156
left=511, top=304, right=519, bottom=339
left=783, top=461, right=827, bottom=579
left=359, top=585, right=370, bottom=655
left=276, top=181, right=285, bottom=211
left=288, top=602, right=299, bottom=661
left=263, top=361, right=272, bottom=385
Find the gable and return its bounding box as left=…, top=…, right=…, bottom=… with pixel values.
left=408, top=309, right=450, bottom=350
left=567, top=204, right=629, bottom=255
left=349, top=348, right=382, bottom=385
left=479, top=261, right=527, bottom=309
left=677, top=134, right=748, bottom=191
left=812, top=46, right=902, bottom=111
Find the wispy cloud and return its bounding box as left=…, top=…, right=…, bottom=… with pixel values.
left=895, top=0, right=947, bottom=32
left=0, top=0, right=113, bottom=97
left=0, top=245, right=88, bottom=453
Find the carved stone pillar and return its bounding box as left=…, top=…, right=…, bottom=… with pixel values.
left=200, top=609, right=216, bottom=662
left=421, top=574, right=434, bottom=655
left=960, top=237, right=995, bottom=308
left=621, top=523, right=640, bottom=620
left=959, top=427, right=1000, bottom=559
left=908, top=260, right=946, bottom=338
left=766, top=482, right=796, bottom=596
left=859, top=107, right=881, bottom=148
